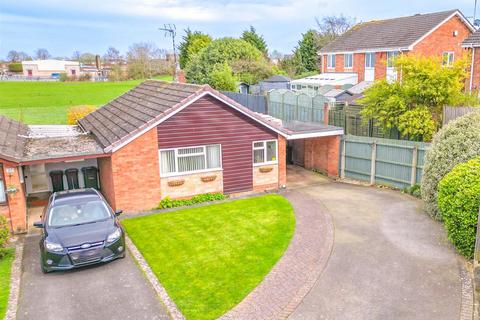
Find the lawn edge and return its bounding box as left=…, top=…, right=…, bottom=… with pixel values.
left=125, top=235, right=185, bottom=320
left=5, top=240, right=24, bottom=320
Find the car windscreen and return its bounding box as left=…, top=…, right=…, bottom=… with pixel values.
left=48, top=200, right=112, bottom=227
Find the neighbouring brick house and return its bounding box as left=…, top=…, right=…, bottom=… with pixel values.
left=319, top=9, right=475, bottom=83
left=0, top=81, right=343, bottom=233
left=462, top=30, right=480, bottom=91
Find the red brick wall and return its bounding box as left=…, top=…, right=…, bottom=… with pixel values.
left=353, top=53, right=365, bottom=82
left=278, top=135, right=287, bottom=187
left=303, top=136, right=340, bottom=177
left=464, top=47, right=480, bottom=91
left=374, top=52, right=388, bottom=80
left=0, top=164, right=27, bottom=233
left=102, top=128, right=161, bottom=212
left=334, top=54, right=344, bottom=72
left=97, top=157, right=115, bottom=209
left=411, top=15, right=471, bottom=59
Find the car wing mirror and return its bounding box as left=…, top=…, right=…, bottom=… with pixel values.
left=33, top=221, right=44, bottom=228
left=114, top=210, right=123, bottom=217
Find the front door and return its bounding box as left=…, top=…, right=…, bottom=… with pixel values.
left=364, top=53, right=375, bottom=81
left=29, top=164, right=49, bottom=193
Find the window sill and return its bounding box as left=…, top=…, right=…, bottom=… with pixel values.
left=253, top=162, right=278, bottom=167
left=161, top=168, right=223, bottom=178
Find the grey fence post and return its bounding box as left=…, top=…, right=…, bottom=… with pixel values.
left=370, top=142, right=377, bottom=185
left=410, top=147, right=418, bottom=186
left=341, top=139, right=346, bottom=178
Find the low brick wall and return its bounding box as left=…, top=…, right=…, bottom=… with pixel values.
left=161, top=170, right=223, bottom=199
left=304, top=136, right=340, bottom=177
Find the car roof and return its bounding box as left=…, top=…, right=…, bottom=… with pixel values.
left=51, top=188, right=102, bottom=206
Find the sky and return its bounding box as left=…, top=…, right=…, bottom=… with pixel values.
left=0, top=0, right=477, bottom=59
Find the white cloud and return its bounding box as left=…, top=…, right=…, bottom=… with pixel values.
left=3, top=0, right=327, bottom=23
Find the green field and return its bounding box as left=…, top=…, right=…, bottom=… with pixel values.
left=123, top=195, right=295, bottom=320
left=0, top=75, right=173, bottom=124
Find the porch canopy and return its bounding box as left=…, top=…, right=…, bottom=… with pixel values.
left=281, top=120, right=344, bottom=140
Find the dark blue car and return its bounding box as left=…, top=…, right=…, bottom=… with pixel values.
left=34, top=188, right=125, bottom=273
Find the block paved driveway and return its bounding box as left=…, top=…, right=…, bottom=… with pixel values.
left=287, top=172, right=466, bottom=319
left=17, top=235, right=169, bottom=320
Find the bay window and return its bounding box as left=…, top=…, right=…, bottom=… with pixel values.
left=159, top=144, right=221, bottom=176
left=253, top=140, right=278, bottom=165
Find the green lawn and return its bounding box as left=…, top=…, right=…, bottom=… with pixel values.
left=0, top=248, right=15, bottom=319
left=123, top=195, right=295, bottom=320
left=0, top=75, right=172, bottom=124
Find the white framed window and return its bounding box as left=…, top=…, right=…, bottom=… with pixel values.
left=253, top=140, right=278, bottom=166
left=327, top=54, right=336, bottom=68
left=0, top=165, right=6, bottom=204
left=344, top=53, right=353, bottom=69
left=365, top=52, right=375, bottom=68
left=387, top=51, right=400, bottom=68
left=442, top=52, right=454, bottom=66
left=159, top=144, right=222, bottom=176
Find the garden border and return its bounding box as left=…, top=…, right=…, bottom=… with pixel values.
left=5, top=239, right=24, bottom=320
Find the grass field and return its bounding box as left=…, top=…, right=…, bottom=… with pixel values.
left=123, top=195, right=295, bottom=320
left=0, top=75, right=173, bottom=124
left=0, top=248, right=15, bottom=319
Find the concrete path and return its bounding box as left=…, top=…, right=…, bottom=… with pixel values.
left=289, top=180, right=467, bottom=320
left=17, top=235, right=170, bottom=320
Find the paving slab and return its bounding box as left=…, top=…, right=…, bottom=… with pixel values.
left=17, top=235, right=169, bottom=320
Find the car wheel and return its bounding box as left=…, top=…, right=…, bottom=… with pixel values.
left=41, top=264, right=49, bottom=274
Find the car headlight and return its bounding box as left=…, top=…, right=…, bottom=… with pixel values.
left=45, top=240, right=63, bottom=252
left=107, top=228, right=122, bottom=243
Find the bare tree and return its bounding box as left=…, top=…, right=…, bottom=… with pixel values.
left=315, top=15, right=355, bottom=48
left=34, top=48, right=51, bottom=60
left=103, top=47, right=122, bottom=63
left=79, top=53, right=96, bottom=64
left=126, top=42, right=166, bottom=79
left=6, top=50, right=30, bottom=62
left=72, top=51, right=81, bottom=61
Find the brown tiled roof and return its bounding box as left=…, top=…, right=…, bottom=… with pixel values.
left=0, top=116, right=28, bottom=162
left=320, top=10, right=464, bottom=53
left=462, top=30, right=480, bottom=47
left=78, top=80, right=202, bottom=149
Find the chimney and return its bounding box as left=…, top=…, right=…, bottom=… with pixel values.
left=176, top=69, right=186, bottom=83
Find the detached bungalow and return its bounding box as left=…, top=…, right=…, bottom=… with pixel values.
left=0, top=81, right=343, bottom=233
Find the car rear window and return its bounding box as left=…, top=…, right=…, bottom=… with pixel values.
left=48, top=200, right=112, bottom=227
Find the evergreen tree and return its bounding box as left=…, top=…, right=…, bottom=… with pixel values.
left=241, top=26, right=268, bottom=56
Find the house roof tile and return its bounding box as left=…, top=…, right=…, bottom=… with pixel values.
left=462, top=29, right=480, bottom=47
left=320, top=10, right=465, bottom=53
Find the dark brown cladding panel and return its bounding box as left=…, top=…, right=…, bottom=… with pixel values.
left=157, top=95, right=276, bottom=193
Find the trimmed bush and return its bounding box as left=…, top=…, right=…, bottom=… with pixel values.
left=157, top=193, right=227, bottom=209
left=8, top=63, right=22, bottom=73
left=67, top=105, right=96, bottom=124
left=438, top=157, right=480, bottom=258
left=421, top=111, right=480, bottom=220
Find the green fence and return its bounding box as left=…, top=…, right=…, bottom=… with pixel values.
left=267, top=89, right=328, bottom=123
left=329, top=104, right=403, bottom=139
left=340, top=135, right=430, bottom=189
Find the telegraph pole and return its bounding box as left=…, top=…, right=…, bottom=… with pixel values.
left=159, top=24, right=180, bottom=81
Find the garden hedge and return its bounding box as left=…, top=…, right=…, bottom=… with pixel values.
left=0, top=216, right=9, bottom=259
left=421, top=111, right=480, bottom=220
left=438, top=157, right=480, bottom=258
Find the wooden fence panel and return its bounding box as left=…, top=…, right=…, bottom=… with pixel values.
left=221, top=91, right=267, bottom=113
left=443, top=106, right=479, bottom=125
left=267, top=89, right=326, bottom=124
left=340, top=135, right=430, bottom=189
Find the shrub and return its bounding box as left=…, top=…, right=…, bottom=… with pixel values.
left=438, top=157, right=480, bottom=258
left=208, top=63, right=237, bottom=91
left=8, top=62, right=22, bottom=73
left=402, top=184, right=421, bottom=198
left=78, top=73, right=91, bottom=81
left=67, top=105, right=96, bottom=124
left=157, top=193, right=227, bottom=209
left=59, top=73, right=68, bottom=82
left=421, top=111, right=480, bottom=220
left=0, top=215, right=9, bottom=259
